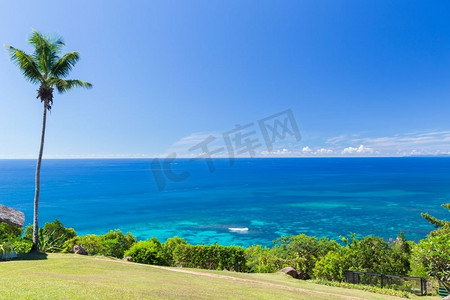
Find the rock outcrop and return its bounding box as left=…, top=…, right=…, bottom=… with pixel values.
left=73, top=245, right=87, bottom=255
left=279, top=267, right=298, bottom=278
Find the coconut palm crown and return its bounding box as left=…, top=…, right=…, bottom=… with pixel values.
left=6, top=30, right=92, bottom=110
left=5, top=30, right=92, bottom=251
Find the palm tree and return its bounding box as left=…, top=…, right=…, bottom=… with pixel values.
left=5, top=30, right=92, bottom=252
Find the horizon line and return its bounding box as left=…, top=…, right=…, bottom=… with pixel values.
left=0, top=155, right=449, bottom=160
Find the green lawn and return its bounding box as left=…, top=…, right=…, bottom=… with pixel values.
left=0, top=254, right=440, bottom=299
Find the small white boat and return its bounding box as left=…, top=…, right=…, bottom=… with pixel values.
left=228, top=227, right=249, bottom=232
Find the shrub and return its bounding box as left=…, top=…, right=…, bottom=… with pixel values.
left=25, top=219, right=76, bottom=253
left=342, top=234, right=410, bottom=275
left=313, top=247, right=349, bottom=281
left=172, top=243, right=245, bottom=271
left=245, top=245, right=285, bottom=273
left=64, top=229, right=136, bottom=258
left=162, top=236, right=187, bottom=265
left=272, top=234, right=338, bottom=279
left=11, top=238, right=33, bottom=254
left=388, top=233, right=412, bottom=275
left=0, top=240, right=14, bottom=259
left=412, top=233, right=450, bottom=292
left=0, top=222, right=22, bottom=241
left=314, top=234, right=412, bottom=281
left=64, top=234, right=102, bottom=255
left=101, top=230, right=136, bottom=258
left=429, top=222, right=450, bottom=238
left=124, top=238, right=166, bottom=265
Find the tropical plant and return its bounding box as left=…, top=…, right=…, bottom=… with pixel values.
left=0, top=240, right=14, bottom=260
left=162, top=236, right=187, bottom=265
left=63, top=229, right=136, bottom=258
left=245, top=245, right=285, bottom=273
left=24, top=219, right=77, bottom=252
left=125, top=238, right=166, bottom=265
left=0, top=222, right=22, bottom=241
left=171, top=243, right=246, bottom=271
left=313, top=234, right=412, bottom=281
left=412, top=233, right=450, bottom=292
left=5, top=30, right=92, bottom=251
left=272, top=234, right=338, bottom=279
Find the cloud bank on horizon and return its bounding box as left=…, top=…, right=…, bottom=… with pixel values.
left=164, top=129, right=450, bottom=158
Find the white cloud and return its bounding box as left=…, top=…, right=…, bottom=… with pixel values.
left=302, top=146, right=312, bottom=153
left=316, top=148, right=333, bottom=154
left=342, top=145, right=374, bottom=155
left=160, top=129, right=450, bottom=158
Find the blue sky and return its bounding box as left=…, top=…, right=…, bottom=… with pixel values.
left=1, top=1, right=450, bottom=158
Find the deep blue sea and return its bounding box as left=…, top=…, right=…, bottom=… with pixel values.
left=0, top=158, right=448, bottom=247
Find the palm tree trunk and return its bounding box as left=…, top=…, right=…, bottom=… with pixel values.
left=31, top=102, right=48, bottom=252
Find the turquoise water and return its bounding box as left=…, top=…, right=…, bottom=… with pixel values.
left=0, top=158, right=448, bottom=247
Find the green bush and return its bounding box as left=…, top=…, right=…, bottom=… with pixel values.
left=1, top=222, right=33, bottom=255
left=0, top=240, right=14, bottom=259
left=388, top=234, right=412, bottom=275
left=171, top=243, right=245, bottom=271
left=64, top=234, right=102, bottom=255
left=245, top=245, right=285, bottom=273
left=272, top=234, right=338, bottom=279
left=64, top=229, right=136, bottom=258
left=314, top=234, right=412, bottom=281
left=0, top=222, right=22, bottom=241
left=101, top=230, right=136, bottom=258
left=162, top=236, right=187, bottom=265
left=313, top=247, right=349, bottom=281
left=11, top=238, right=33, bottom=254
left=25, top=219, right=76, bottom=253
left=429, top=222, right=450, bottom=238
left=124, top=238, right=166, bottom=265
left=412, top=233, right=450, bottom=292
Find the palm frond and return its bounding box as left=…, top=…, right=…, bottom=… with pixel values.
left=50, top=51, right=80, bottom=78
left=28, top=30, right=64, bottom=75
left=49, top=78, right=92, bottom=93
left=5, top=45, right=43, bottom=83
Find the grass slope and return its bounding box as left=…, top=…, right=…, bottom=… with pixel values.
left=0, top=254, right=439, bottom=300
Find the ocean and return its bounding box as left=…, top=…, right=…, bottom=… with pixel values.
left=0, top=158, right=448, bottom=247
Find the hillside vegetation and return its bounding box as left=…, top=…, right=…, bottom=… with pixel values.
left=0, top=253, right=440, bottom=300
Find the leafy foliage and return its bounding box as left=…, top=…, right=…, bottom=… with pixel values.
left=0, top=222, right=32, bottom=256
left=313, top=234, right=412, bottom=281
left=25, top=219, right=76, bottom=253
left=421, top=202, right=449, bottom=228
left=413, top=202, right=450, bottom=291
left=64, top=234, right=102, bottom=255
left=313, top=247, right=349, bottom=281
left=0, top=240, right=15, bottom=259
left=172, top=243, right=246, bottom=271
left=5, top=30, right=92, bottom=110
left=64, top=229, right=136, bottom=258
left=162, top=236, right=187, bottom=265
left=124, top=238, right=166, bottom=265
left=272, top=234, right=338, bottom=279
left=413, top=232, right=450, bottom=292
left=0, top=222, right=22, bottom=241
left=245, top=245, right=285, bottom=273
